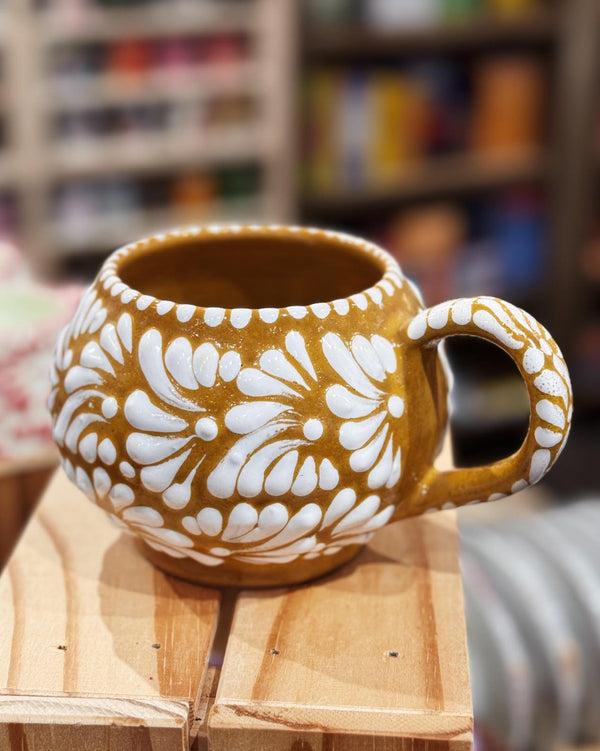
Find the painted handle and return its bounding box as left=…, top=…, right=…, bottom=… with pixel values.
left=406, top=296, right=573, bottom=510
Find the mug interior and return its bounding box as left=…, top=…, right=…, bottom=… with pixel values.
left=117, top=231, right=386, bottom=309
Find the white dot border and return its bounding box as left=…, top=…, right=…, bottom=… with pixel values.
left=96, top=224, right=409, bottom=328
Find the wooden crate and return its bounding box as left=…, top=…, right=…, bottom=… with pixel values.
left=0, top=469, right=472, bottom=750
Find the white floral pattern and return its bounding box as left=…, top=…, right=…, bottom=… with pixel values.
left=84, top=474, right=397, bottom=567
left=179, top=487, right=395, bottom=565
left=49, top=226, right=572, bottom=576
left=323, top=333, right=403, bottom=490
left=407, top=296, right=573, bottom=500
left=50, top=287, right=132, bottom=475
left=207, top=330, right=340, bottom=499
left=61, top=455, right=135, bottom=514
left=124, top=329, right=242, bottom=509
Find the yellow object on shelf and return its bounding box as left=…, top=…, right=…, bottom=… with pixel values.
left=487, top=0, right=540, bottom=18
left=470, top=54, right=545, bottom=156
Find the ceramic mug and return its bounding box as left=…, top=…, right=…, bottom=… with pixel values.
left=49, top=225, right=572, bottom=587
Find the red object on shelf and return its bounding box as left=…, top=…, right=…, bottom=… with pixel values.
left=107, top=39, right=153, bottom=78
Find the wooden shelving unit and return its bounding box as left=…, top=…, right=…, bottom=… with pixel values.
left=0, top=0, right=298, bottom=277
left=302, top=150, right=549, bottom=219
left=47, top=195, right=267, bottom=257
left=298, top=1, right=564, bottom=449
left=38, top=1, right=260, bottom=43
left=44, top=60, right=260, bottom=109
left=48, top=129, right=269, bottom=179
left=306, top=9, right=558, bottom=59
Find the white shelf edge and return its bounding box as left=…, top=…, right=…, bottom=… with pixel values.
left=37, top=2, right=260, bottom=44
left=47, top=128, right=269, bottom=179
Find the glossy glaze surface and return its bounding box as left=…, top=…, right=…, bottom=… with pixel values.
left=49, top=225, right=572, bottom=586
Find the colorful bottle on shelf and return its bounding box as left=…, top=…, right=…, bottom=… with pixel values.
left=171, top=173, right=217, bottom=222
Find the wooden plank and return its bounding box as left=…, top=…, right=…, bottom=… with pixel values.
left=209, top=510, right=472, bottom=751
left=0, top=695, right=190, bottom=751
left=191, top=666, right=221, bottom=751
left=0, top=469, right=221, bottom=750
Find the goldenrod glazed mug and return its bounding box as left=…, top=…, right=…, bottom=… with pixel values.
left=49, top=225, right=572, bottom=587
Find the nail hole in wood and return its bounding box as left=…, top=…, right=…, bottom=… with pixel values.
left=270, top=648, right=280, bottom=655
left=152, top=643, right=161, bottom=649
left=388, top=651, right=399, bottom=658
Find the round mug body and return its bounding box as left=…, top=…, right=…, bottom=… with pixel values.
left=49, top=225, right=572, bottom=587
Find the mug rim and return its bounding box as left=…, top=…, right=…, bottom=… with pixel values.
left=98, top=224, right=405, bottom=315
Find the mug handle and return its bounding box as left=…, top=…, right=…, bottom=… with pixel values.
left=405, top=296, right=573, bottom=510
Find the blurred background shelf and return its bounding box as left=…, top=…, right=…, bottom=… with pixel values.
left=48, top=130, right=268, bottom=178
left=0, top=0, right=297, bottom=275
left=302, top=150, right=549, bottom=217
left=306, top=10, right=558, bottom=59
left=38, top=1, right=259, bottom=43
left=46, top=195, right=267, bottom=257
left=45, top=65, right=260, bottom=110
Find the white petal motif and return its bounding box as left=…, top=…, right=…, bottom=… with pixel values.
left=350, top=336, right=385, bottom=381
left=117, top=313, right=133, bottom=353
left=370, top=336, right=397, bottom=373
left=237, top=369, right=300, bottom=398
left=139, top=330, right=200, bottom=411
left=332, top=494, right=380, bottom=536
left=535, top=399, right=565, bottom=429
left=321, top=488, right=356, bottom=529
left=237, top=441, right=297, bottom=498
left=80, top=341, right=115, bottom=375
left=124, top=389, right=188, bottom=433
left=339, top=411, right=385, bottom=450
left=64, top=366, right=103, bottom=393
left=367, top=437, right=394, bottom=489
left=165, top=338, right=197, bottom=390
left=321, top=333, right=381, bottom=399
left=218, top=351, right=242, bottom=382
left=126, top=433, right=190, bottom=464
left=192, top=342, right=219, bottom=387
left=326, top=384, right=377, bottom=419
left=386, top=448, right=402, bottom=489
left=349, top=425, right=389, bottom=472
left=264, top=451, right=299, bottom=496
left=196, top=507, right=223, bottom=536
left=318, top=459, right=339, bottom=490
left=222, top=503, right=259, bottom=541
left=123, top=505, right=164, bottom=527
left=285, top=331, right=317, bottom=379
left=225, top=401, right=290, bottom=434
left=242, top=503, right=321, bottom=553
left=291, top=457, right=318, bottom=496
left=140, top=448, right=191, bottom=492
left=260, top=349, right=308, bottom=388
left=162, top=464, right=199, bottom=509
left=79, top=432, right=98, bottom=462
left=236, top=503, right=289, bottom=543
left=206, top=423, right=288, bottom=499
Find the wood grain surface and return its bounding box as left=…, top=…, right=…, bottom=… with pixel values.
left=0, top=469, right=221, bottom=750
left=0, top=434, right=472, bottom=751
left=210, top=510, right=472, bottom=751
